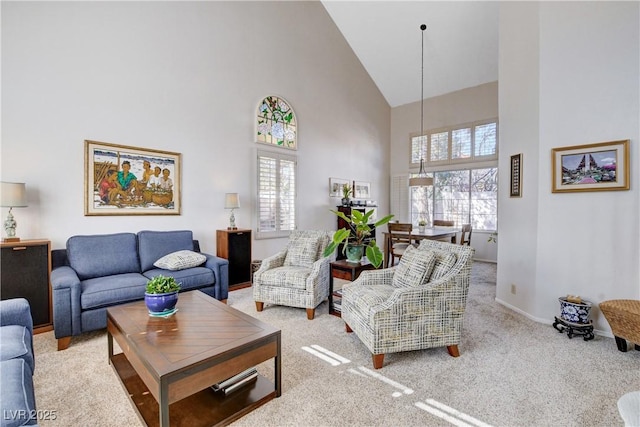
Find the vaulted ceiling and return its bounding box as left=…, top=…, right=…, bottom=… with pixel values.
left=322, top=1, right=499, bottom=108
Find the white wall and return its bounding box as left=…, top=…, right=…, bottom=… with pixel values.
left=498, top=1, right=640, bottom=334
left=1, top=1, right=391, bottom=259
left=390, top=82, right=499, bottom=262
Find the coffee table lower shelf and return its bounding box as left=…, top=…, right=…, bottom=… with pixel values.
left=110, top=353, right=276, bottom=427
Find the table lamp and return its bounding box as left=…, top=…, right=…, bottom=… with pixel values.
left=1, top=181, right=28, bottom=242
left=224, top=193, right=240, bottom=230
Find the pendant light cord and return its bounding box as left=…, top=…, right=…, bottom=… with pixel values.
left=420, top=24, right=426, bottom=139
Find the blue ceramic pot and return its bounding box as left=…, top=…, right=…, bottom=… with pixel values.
left=345, top=244, right=364, bottom=263
left=558, top=297, right=592, bottom=324
left=145, top=291, right=178, bottom=314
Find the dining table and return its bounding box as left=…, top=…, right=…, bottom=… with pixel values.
left=382, top=226, right=458, bottom=268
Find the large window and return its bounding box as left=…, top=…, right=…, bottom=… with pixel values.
left=256, top=149, right=296, bottom=238
left=410, top=168, right=498, bottom=231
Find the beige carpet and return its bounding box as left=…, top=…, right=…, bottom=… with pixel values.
left=32, top=262, right=639, bottom=426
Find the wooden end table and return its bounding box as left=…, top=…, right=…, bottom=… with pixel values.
left=107, top=291, right=281, bottom=427
left=329, top=259, right=376, bottom=317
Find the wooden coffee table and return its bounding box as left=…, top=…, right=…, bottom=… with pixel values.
left=107, top=290, right=281, bottom=427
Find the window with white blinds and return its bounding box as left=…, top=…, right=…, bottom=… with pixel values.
left=411, top=119, right=498, bottom=167
left=256, top=149, right=297, bottom=239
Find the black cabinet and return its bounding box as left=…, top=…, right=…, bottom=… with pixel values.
left=1, top=239, right=52, bottom=332
left=216, top=229, right=252, bottom=290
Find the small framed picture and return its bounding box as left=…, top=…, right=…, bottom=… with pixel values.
left=551, top=140, right=629, bottom=193
left=329, top=177, right=350, bottom=197
left=510, top=153, right=522, bottom=198
left=353, top=181, right=371, bottom=199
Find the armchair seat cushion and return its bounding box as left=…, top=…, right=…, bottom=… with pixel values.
left=81, top=273, right=148, bottom=310
left=143, top=267, right=214, bottom=291
left=0, top=359, right=36, bottom=427
left=258, top=266, right=311, bottom=290
left=0, top=326, right=34, bottom=373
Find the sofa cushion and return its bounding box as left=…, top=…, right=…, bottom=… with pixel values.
left=67, top=233, right=140, bottom=280
left=138, top=230, right=195, bottom=272
left=425, top=249, right=458, bottom=281
left=80, top=273, right=148, bottom=310
left=392, top=245, right=437, bottom=288
left=143, top=267, right=214, bottom=291
left=153, top=250, right=206, bottom=271
left=0, top=325, right=34, bottom=374
left=284, top=234, right=319, bottom=268
left=0, top=359, right=36, bottom=427
left=258, top=266, right=311, bottom=290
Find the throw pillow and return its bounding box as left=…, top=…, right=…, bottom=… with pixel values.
left=284, top=235, right=319, bottom=268
left=153, top=250, right=206, bottom=271
left=392, top=245, right=437, bottom=288
left=428, top=250, right=458, bottom=281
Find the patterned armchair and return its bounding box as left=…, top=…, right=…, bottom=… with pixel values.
left=341, top=240, right=474, bottom=368
left=253, top=230, right=334, bottom=320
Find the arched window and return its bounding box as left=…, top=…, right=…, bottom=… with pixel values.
left=256, top=96, right=297, bottom=150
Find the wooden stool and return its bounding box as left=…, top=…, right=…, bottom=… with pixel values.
left=600, top=299, right=640, bottom=352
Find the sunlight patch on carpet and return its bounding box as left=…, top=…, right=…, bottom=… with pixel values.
left=301, top=345, right=349, bottom=366
left=357, top=366, right=414, bottom=395
left=415, top=399, right=493, bottom=427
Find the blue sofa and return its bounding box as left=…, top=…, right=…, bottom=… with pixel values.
left=0, top=298, right=38, bottom=427
left=51, top=230, right=229, bottom=350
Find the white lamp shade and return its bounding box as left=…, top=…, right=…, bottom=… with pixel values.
left=224, top=193, right=240, bottom=209
left=1, top=182, right=28, bottom=207
left=408, top=176, right=433, bottom=187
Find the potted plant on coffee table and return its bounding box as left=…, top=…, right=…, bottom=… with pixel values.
left=145, top=274, right=181, bottom=316
left=324, top=208, right=394, bottom=268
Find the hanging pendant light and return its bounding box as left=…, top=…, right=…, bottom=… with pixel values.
left=409, top=24, right=433, bottom=188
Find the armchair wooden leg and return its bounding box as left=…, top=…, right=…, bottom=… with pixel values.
left=57, top=336, right=71, bottom=351
left=345, top=322, right=353, bottom=333
left=372, top=354, right=384, bottom=369
left=255, top=301, right=264, bottom=312
left=221, top=299, right=228, bottom=304
left=447, top=345, right=460, bottom=357
left=306, top=308, right=315, bottom=320
left=615, top=336, right=628, bottom=352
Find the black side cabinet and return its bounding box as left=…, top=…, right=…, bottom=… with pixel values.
left=1, top=239, right=52, bottom=332
left=216, top=229, right=252, bottom=290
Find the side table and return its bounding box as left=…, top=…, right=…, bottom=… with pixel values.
left=329, top=259, right=375, bottom=317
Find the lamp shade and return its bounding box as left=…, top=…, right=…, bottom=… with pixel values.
left=408, top=176, right=433, bottom=187
left=1, top=182, right=28, bottom=207
left=224, top=193, right=240, bottom=209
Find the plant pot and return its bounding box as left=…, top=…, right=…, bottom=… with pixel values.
left=418, top=225, right=426, bottom=233
left=558, top=297, right=592, bottom=324
left=145, top=291, right=179, bottom=314
left=345, top=244, right=364, bottom=263
left=341, top=197, right=350, bottom=207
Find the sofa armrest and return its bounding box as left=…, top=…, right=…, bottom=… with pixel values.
left=202, top=253, right=230, bottom=300
left=0, top=298, right=33, bottom=334
left=51, top=266, right=83, bottom=339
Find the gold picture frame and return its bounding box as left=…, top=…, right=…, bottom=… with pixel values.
left=510, top=153, right=522, bottom=198
left=552, top=140, right=629, bottom=193
left=85, top=140, right=181, bottom=215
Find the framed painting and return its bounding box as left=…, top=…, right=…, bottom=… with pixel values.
left=510, top=153, right=522, bottom=198
left=552, top=140, right=629, bottom=193
left=353, top=181, right=371, bottom=199
left=329, top=177, right=350, bottom=197
left=85, top=140, right=181, bottom=215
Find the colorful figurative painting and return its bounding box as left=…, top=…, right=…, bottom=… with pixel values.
left=85, top=140, right=181, bottom=215
left=256, top=96, right=297, bottom=149
left=552, top=140, right=629, bottom=193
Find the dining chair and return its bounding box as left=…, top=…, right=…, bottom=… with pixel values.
left=460, top=224, right=472, bottom=246
left=433, top=220, right=456, bottom=243
left=387, top=222, right=413, bottom=266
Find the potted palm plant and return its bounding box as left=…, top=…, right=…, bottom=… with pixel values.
left=324, top=208, right=394, bottom=268
left=341, top=184, right=352, bottom=206
left=145, top=274, right=181, bottom=315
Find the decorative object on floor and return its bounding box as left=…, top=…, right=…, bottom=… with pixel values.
left=341, top=240, right=475, bottom=369
left=253, top=230, right=333, bottom=320
left=84, top=140, right=181, bottom=215
left=551, top=139, right=629, bottom=193
left=144, top=274, right=181, bottom=315
left=224, top=193, right=240, bottom=230
left=329, top=177, right=350, bottom=198
left=353, top=181, right=371, bottom=199
left=553, top=295, right=594, bottom=341
left=510, top=153, right=522, bottom=197
left=324, top=208, right=393, bottom=267
left=599, top=299, right=640, bottom=352
left=1, top=181, right=28, bottom=242
left=256, top=95, right=297, bottom=149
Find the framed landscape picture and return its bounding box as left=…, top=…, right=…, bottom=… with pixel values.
left=85, top=140, right=181, bottom=215
left=552, top=140, right=629, bottom=193
left=353, top=181, right=371, bottom=199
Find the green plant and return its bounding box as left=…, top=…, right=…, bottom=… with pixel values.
left=418, top=219, right=427, bottom=227
left=487, top=231, right=498, bottom=243
left=145, top=275, right=181, bottom=294
left=323, top=209, right=394, bottom=268
left=341, top=184, right=352, bottom=199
